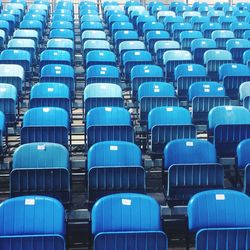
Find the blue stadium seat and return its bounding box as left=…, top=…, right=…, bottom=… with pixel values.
left=175, top=64, right=209, bottom=100
left=87, top=141, right=145, bottom=202
left=80, top=14, right=101, bottom=23
left=188, top=190, right=250, bottom=250
left=218, top=16, right=237, bottom=30
left=86, top=50, right=116, bottom=69
left=111, top=22, right=133, bottom=41
left=53, top=14, right=73, bottom=23
left=201, top=22, right=222, bottom=38
left=230, top=22, right=250, bottom=39
left=204, top=49, right=233, bottom=80
left=83, top=83, right=123, bottom=116
left=40, top=64, right=75, bottom=98
left=156, top=10, right=175, bottom=23
left=151, top=4, right=168, bottom=17
left=30, top=82, right=71, bottom=115
left=13, top=29, right=39, bottom=46
left=208, top=106, right=250, bottom=157
left=163, top=50, right=192, bottom=82
left=86, top=107, right=134, bottom=148
left=0, top=20, right=10, bottom=40
left=171, top=22, right=192, bottom=41
left=198, top=6, right=213, bottom=17
left=190, top=16, right=210, bottom=31
left=148, top=106, right=196, bottom=154
left=189, top=82, right=230, bottom=124
left=219, top=63, right=250, bottom=99
left=163, top=16, right=183, bottom=34
left=233, top=10, right=250, bottom=22
left=239, top=81, right=250, bottom=110
left=24, top=14, right=45, bottom=31
left=11, top=142, right=70, bottom=203
left=0, top=14, right=15, bottom=36
left=138, top=82, right=178, bottom=125
left=136, top=15, right=156, bottom=36
left=169, top=1, right=186, bottom=12
left=92, top=193, right=168, bottom=250
left=20, top=20, right=43, bottom=43
left=51, top=21, right=73, bottom=30
left=179, top=30, right=203, bottom=51
left=0, top=30, right=6, bottom=52
left=207, top=10, right=225, bottom=23
left=0, top=195, right=66, bottom=250
left=81, top=30, right=106, bottom=46
left=192, top=2, right=208, bottom=11
left=80, top=21, right=103, bottom=34
left=108, top=13, right=129, bottom=30
left=131, top=65, right=164, bottom=100
left=21, top=107, right=69, bottom=148
left=211, top=30, right=234, bottom=49
left=183, top=11, right=200, bottom=23
left=237, top=2, right=250, bottom=11
left=49, top=29, right=74, bottom=41
left=164, top=139, right=223, bottom=205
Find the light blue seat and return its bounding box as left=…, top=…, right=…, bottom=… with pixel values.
left=49, top=29, right=74, bottom=41
left=218, top=16, right=237, bottom=30
left=190, top=16, right=210, bottom=31
left=0, top=195, right=66, bottom=250
left=201, top=22, right=222, bottom=38
left=23, top=14, right=45, bottom=31
left=179, top=30, right=203, bottom=51
left=13, top=29, right=39, bottom=47
left=239, top=81, right=250, bottom=110
left=171, top=22, right=192, bottom=41
left=211, top=30, right=234, bottom=49
left=176, top=5, right=192, bottom=16
left=81, top=30, right=106, bottom=46
left=80, top=14, right=101, bottom=23
left=164, top=139, right=223, bottom=206
left=111, top=22, right=133, bottom=41
left=0, top=14, right=15, bottom=36
left=53, top=14, right=73, bottom=23
left=11, top=142, right=70, bottom=203
left=163, top=16, right=183, bottom=34
left=156, top=10, right=175, bottom=23
left=208, top=106, right=250, bottom=157
left=20, top=20, right=43, bottom=43
left=80, top=21, right=104, bottom=34
left=227, top=39, right=250, bottom=63
left=151, top=4, right=168, bottom=17
left=207, top=10, right=225, bottom=23
left=108, top=14, right=129, bottom=30
left=169, top=1, right=186, bottom=12
left=231, top=22, right=250, bottom=39
left=51, top=21, right=73, bottom=30
left=92, top=193, right=168, bottom=250
left=0, top=20, right=10, bottom=39
left=237, top=2, right=250, bottom=11
left=192, top=2, right=208, bottom=11
left=136, top=15, right=156, bottom=36
left=183, top=11, right=200, bottom=23
left=0, top=29, right=6, bottom=52
left=233, top=10, right=250, bottom=22
left=86, top=50, right=116, bottom=69
left=148, top=106, right=196, bottom=154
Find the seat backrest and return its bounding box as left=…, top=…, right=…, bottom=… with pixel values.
left=239, top=81, right=250, bottom=101
left=13, top=142, right=69, bottom=169
left=0, top=83, right=17, bottom=100
left=92, top=193, right=161, bottom=235
left=204, top=49, right=232, bottom=64
left=219, top=63, right=250, bottom=79
left=188, top=190, right=250, bottom=232
left=175, top=64, right=207, bottom=80
left=237, top=139, right=250, bottom=169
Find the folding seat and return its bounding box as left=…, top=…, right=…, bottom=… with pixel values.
left=30, top=3, right=49, bottom=16
left=13, top=29, right=39, bottom=47
left=198, top=6, right=213, bottom=17
left=49, top=29, right=74, bottom=41
left=151, top=4, right=168, bottom=17
left=188, top=190, right=250, bottom=250
left=0, top=14, right=15, bottom=36
left=237, top=2, right=250, bottom=11
left=108, top=14, right=129, bottom=30
left=239, top=82, right=250, bottom=110
left=130, top=9, right=149, bottom=26
left=83, top=83, right=123, bottom=116
left=0, top=195, right=66, bottom=250
left=80, top=14, right=101, bottom=23
left=127, top=6, right=145, bottom=18
left=191, top=38, right=217, bottom=65
left=143, top=21, right=165, bottom=39
left=211, top=30, right=234, bottom=49
left=207, top=10, right=225, bottom=23
left=125, top=1, right=142, bottom=15
left=244, top=30, right=250, bottom=41
left=86, top=65, right=120, bottom=85
left=179, top=30, right=202, bottom=51
left=51, top=21, right=73, bottom=31
left=80, top=21, right=103, bottom=34
left=53, top=14, right=73, bottom=23
left=138, top=82, right=178, bottom=125
left=86, top=107, right=134, bottom=148
left=81, top=30, right=106, bottom=48
left=155, top=40, right=180, bottom=66
left=192, top=2, right=208, bottom=11
left=171, top=22, right=192, bottom=42
left=40, top=64, right=75, bottom=98
left=233, top=10, right=250, bottom=22
left=148, top=106, right=196, bottom=154
left=219, top=63, right=250, bottom=99
left=8, top=39, right=36, bottom=66
left=54, top=9, right=72, bottom=16
left=21, top=107, right=70, bottom=148
left=0, top=84, right=17, bottom=126
left=0, top=64, right=24, bottom=96
left=190, top=16, right=210, bottom=31
left=175, top=5, right=191, bottom=16
left=164, top=139, right=224, bottom=206
left=188, top=82, right=230, bottom=124
left=47, top=38, right=74, bottom=65
left=40, top=50, right=71, bottom=71
left=20, top=20, right=43, bottom=44
left=30, top=82, right=71, bottom=115
left=10, top=142, right=70, bottom=203
left=169, top=1, right=186, bottom=12
left=87, top=141, right=145, bottom=202
left=145, top=30, right=170, bottom=54
left=28, top=8, right=47, bottom=21
left=123, top=50, right=152, bottom=82
left=131, top=65, right=164, bottom=100
left=0, top=20, right=10, bottom=40
left=148, top=1, right=164, bottom=14
left=183, top=11, right=200, bottom=23
left=223, top=5, right=238, bottom=16
left=86, top=50, right=116, bottom=69
left=157, top=10, right=175, bottom=23
left=201, top=22, right=222, bottom=39
left=136, top=15, right=156, bottom=36
left=227, top=39, right=250, bottom=63
left=105, top=9, right=123, bottom=23
left=204, top=50, right=233, bottom=80
left=208, top=106, right=250, bottom=157
left=23, top=14, right=45, bottom=31
left=114, top=30, right=138, bottom=54
left=92, top=193, right=168, bottom=250
left=5, top=3, right=24, bottom=20
left=231, top=22, right=250, bottom=39
left=175, top=64, right=209, bottom=100
left=163, top=50, right=192, bottom=82
left=2, top=9, right=21, bottom=27
left=111, top=22, right=134, bottom=42
left=163, top=16, right=183, bottom=34
left=218, top=16, right=237, bottom=30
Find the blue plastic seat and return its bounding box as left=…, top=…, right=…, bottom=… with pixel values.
left=0, top=195, right=66, bottom=250
left=208, top=106, right=250, bottom=157
left=183, top=11, right=200, bottom=23
left=20, top=20, right=43, bottom=43
left=148, top=106, right=196, bottom=154
left=49, top=29, right=74, bottom=41
left=111, top=22, right=133, bottom=42
left=130, top=9, right=149, bottom=26
left=23, top=14, right=45, bottom=31
left=151, top=4, right=168, bottom=17
left=204, top=49, right=233, bottom=80
left=239, top=81, right=250, bottom=110
left=21, top=107, right=69, bottom=148
left=92, top=193, right=168, bottom=250
left=156, top=10, right=175, bottom=23
left=86, top=107, right=134, bottom=148
left=207, top=10, right=225, bottom=23
left=83, top=83, right=123, bottom=115
left=188, top=190, right=250, bottom=250
left=3, top=9, right=21, bottom=26
left=218, top=16, right=238, bottom=30
left=171, top=22, right=192, bottom=41
left=237, top=2, right=250, bottom=11
left=138, top=82, right=178, bottom=125
left=142, top=21, right=164, bottom=38
left=136, top=15, right=156, bottom=36
left=179, top=30, right=203, bottom=51
left=30, top=82, right=71, bottom=114
left=80, top=14, right=101, bottom=23
left=86, top=50, right=116, bottom=69
left=211, top=30, right=234, bottom=49
left=0, top=84, right=17, bottom=125
left=163, top=50, right=192, bottom=82
left=51, top=21, right=73, bottom=30
left=11, top=142, right=70, bottom=203
left=0, top=14, right=15, bottom=36
left=175, top=64, right=209, bottom=100
left=169, top=1, right=186, bottom=12
left=53, top=14, right=73, bottom=23
left=40, top=64, right=75, bottom=98
left=13, top=29, right=39, bottom=46
left=81, top=30, right=106, bottom=46
left=0, top=30, right=6, bottom=52
left=219, top=63, right=250, bottom=99
left=163, top=16, right=183, bottom=34
left=86, top=65, right=120, bottom=85
left=234, top=10, right=249, bottom=22
left=189, top=82, right=230, bottom=124
left=87, top=141, right=145, bottom=202
left=80, top=21, right=103, bottom=34
left=192, top=2, right=208, bottom=11
left=190, top=16, right=210, bottom=31
left=231, top=22, right=250, bottom=39
left=164, top=139, right=223, bottom=205
left=176, top=5, right=192, bottom=16
left=201, top=22, right=222, bottom=39
left=131, top=65, right=164, bottom=100
left=214, top=2, right=230, bottom=11
left=108, top=14, right=129, bottom=30
left=191, top=38, right=217, bottom=65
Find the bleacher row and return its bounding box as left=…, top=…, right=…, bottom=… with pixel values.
left=1, top=0, right=250, bottom=249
